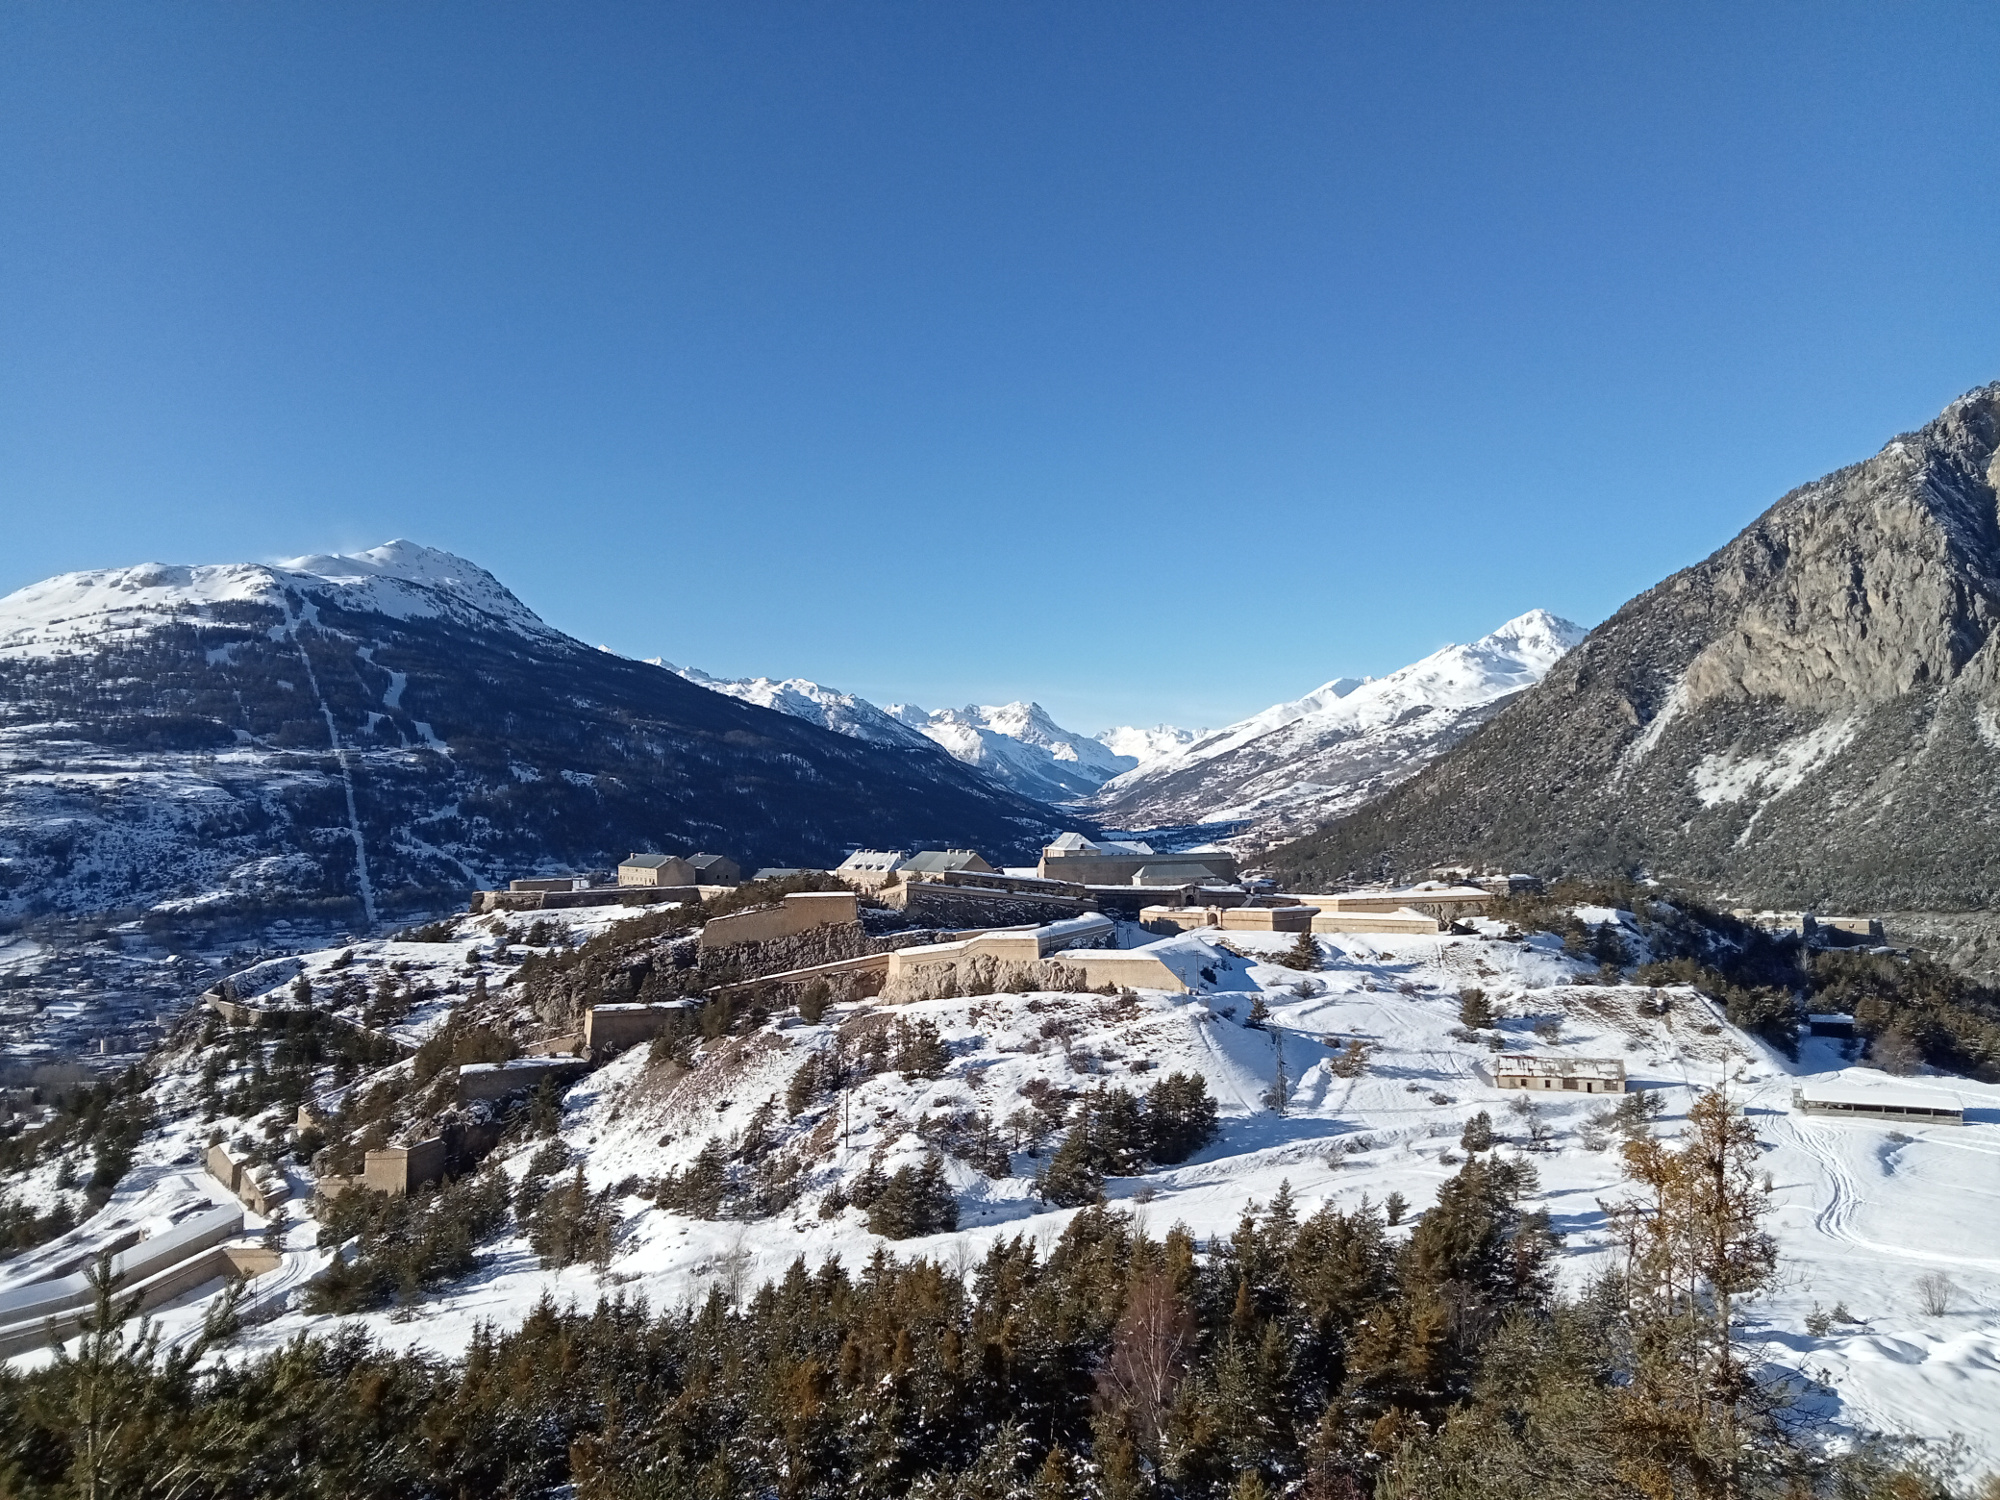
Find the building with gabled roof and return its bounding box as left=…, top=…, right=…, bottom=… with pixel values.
left=686, top=852, right=741, bottom=887
left=834, top=849, right=907, bottom=890
left=619, top=853, right=696, bottom=887
left=898, top=849, right=995, bottom=877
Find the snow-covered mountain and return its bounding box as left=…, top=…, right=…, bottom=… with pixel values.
left=1091, top=610, right=1585, bottom=840
left=667, top=664, right=1142, bottom=804
left=0, top=541, right=563, bottom=658
left=662, top=666, right=937, bottom=752
left=883, top=700, right=1135, bottom=803
left=0, top=542, right=1057, bottom=928
left=1277, top=382, right=2000, bottom=913
left=1093, top=723, right=1199, bottom=769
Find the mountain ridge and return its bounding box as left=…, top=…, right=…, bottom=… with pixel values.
left=1090, top=609, right=1584, bottom=842
left=1274, top=382, right=2000, bottom=910
left=0, top=543, right=1062, bottom=930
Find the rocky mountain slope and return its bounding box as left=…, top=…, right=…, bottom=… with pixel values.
left=1275, top=383, right=2000, bottom=910
left=0, top=542, right=1058, bottom=931
left=1092, top=611, right=1583, bottom=842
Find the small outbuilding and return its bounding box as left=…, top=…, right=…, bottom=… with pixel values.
left=1493, top=1055, right=1627, bottom=1094
left=1792, top=1083, right=1962, bottom=1126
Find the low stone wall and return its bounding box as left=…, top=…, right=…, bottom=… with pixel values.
left=1310, top=909, right=1443, bottom=936
left=1054, top=950, right=1191, bottom=993
left=456, top=1057, right=588, bottom=1103
left=584, top=1000, right=699, bottom=1053
left=1141, top=905, right=1316, bottom=934
left=879, top=882, right=1094, bottom=928
left=520, top=1034, right=584, bottom=1056
left=0, top=1237, right=280, bottom=1359
left=472, top=885, right=697, bottom=914
left=883, top=954, right=1091, bottom=1003
left=699, top=891, right=859, bottom=950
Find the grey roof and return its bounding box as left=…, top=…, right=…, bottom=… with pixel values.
left=751, top=867, right=809, bottom=881
left=621, top=854, right=681, bottom=869
left=686, top=853, right=734, bottom=870
left=1131, top=861, right=1220, bottom=885
left=899, top=849, right=990, bottom=875
left=838, top=849, right=906, bottom=869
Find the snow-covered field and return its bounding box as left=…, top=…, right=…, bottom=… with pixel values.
left=6, top=907, right=1998, bottom=1465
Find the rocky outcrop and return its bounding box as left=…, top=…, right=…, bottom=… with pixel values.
left=1275, top=384, right=2000, bottom=912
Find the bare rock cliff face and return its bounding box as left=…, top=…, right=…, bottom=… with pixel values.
left=1275, top=384, right=2000, bottom=912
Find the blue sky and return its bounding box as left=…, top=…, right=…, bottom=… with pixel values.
left=4, top=4, right=1997, bottom=732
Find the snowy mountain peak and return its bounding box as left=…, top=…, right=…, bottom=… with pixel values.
left=1094, top=724, right=1200, bottom=770
left=888, top=700, right=1135, bottom=799
left=1092, top=609, right=1586, bottom=837
left=1470, top=608, right=1587, bottom=661
left=0, top=541, right=557, bottom=658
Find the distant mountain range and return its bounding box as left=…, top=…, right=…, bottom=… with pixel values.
left=1276, top=382, right=2000, bottom=917
left=665, top=666, right=1188, bottom=804
left=1088, top=611, right=1584, bottom=843
left=0, top=542, right=1058, bottom=929
left=670, top=615, right=1583, bottom=841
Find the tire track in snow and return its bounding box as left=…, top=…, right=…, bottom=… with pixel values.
left=1787, top=1115, right=2000, bottom=1274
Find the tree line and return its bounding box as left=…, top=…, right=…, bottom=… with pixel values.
left=1, top=1087, right=1980, bottom=1500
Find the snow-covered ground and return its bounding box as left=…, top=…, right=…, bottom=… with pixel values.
left=6, top=908, right=1997, bottom=1465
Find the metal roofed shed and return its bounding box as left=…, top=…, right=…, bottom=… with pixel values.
left=1792, top=1080, right=1963, bottom=1125
left=1493, top=1055, right=1627, bottom=1093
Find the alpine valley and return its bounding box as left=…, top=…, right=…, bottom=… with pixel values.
left=8, top=391, right=2000, bottom=1496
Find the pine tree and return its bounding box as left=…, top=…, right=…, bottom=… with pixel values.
left=1457, top=987, right=1494, bottom=1029
left=1281, top=930, right=1321, bottom=971
left=1329, top=1038, right=1370, bottom=1078
left=1033, top=1125, right=1103, bottom=1207
left=1459, top=1111, right=1494, bottom=1154
left=1144, top=1072, right=1219, bottom=1164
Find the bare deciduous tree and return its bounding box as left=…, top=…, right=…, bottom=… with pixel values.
left=1915, top=1270, right=1955, bottom=1317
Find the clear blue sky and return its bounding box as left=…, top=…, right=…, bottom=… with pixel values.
left=4, top=4, right=1997, bottom=733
